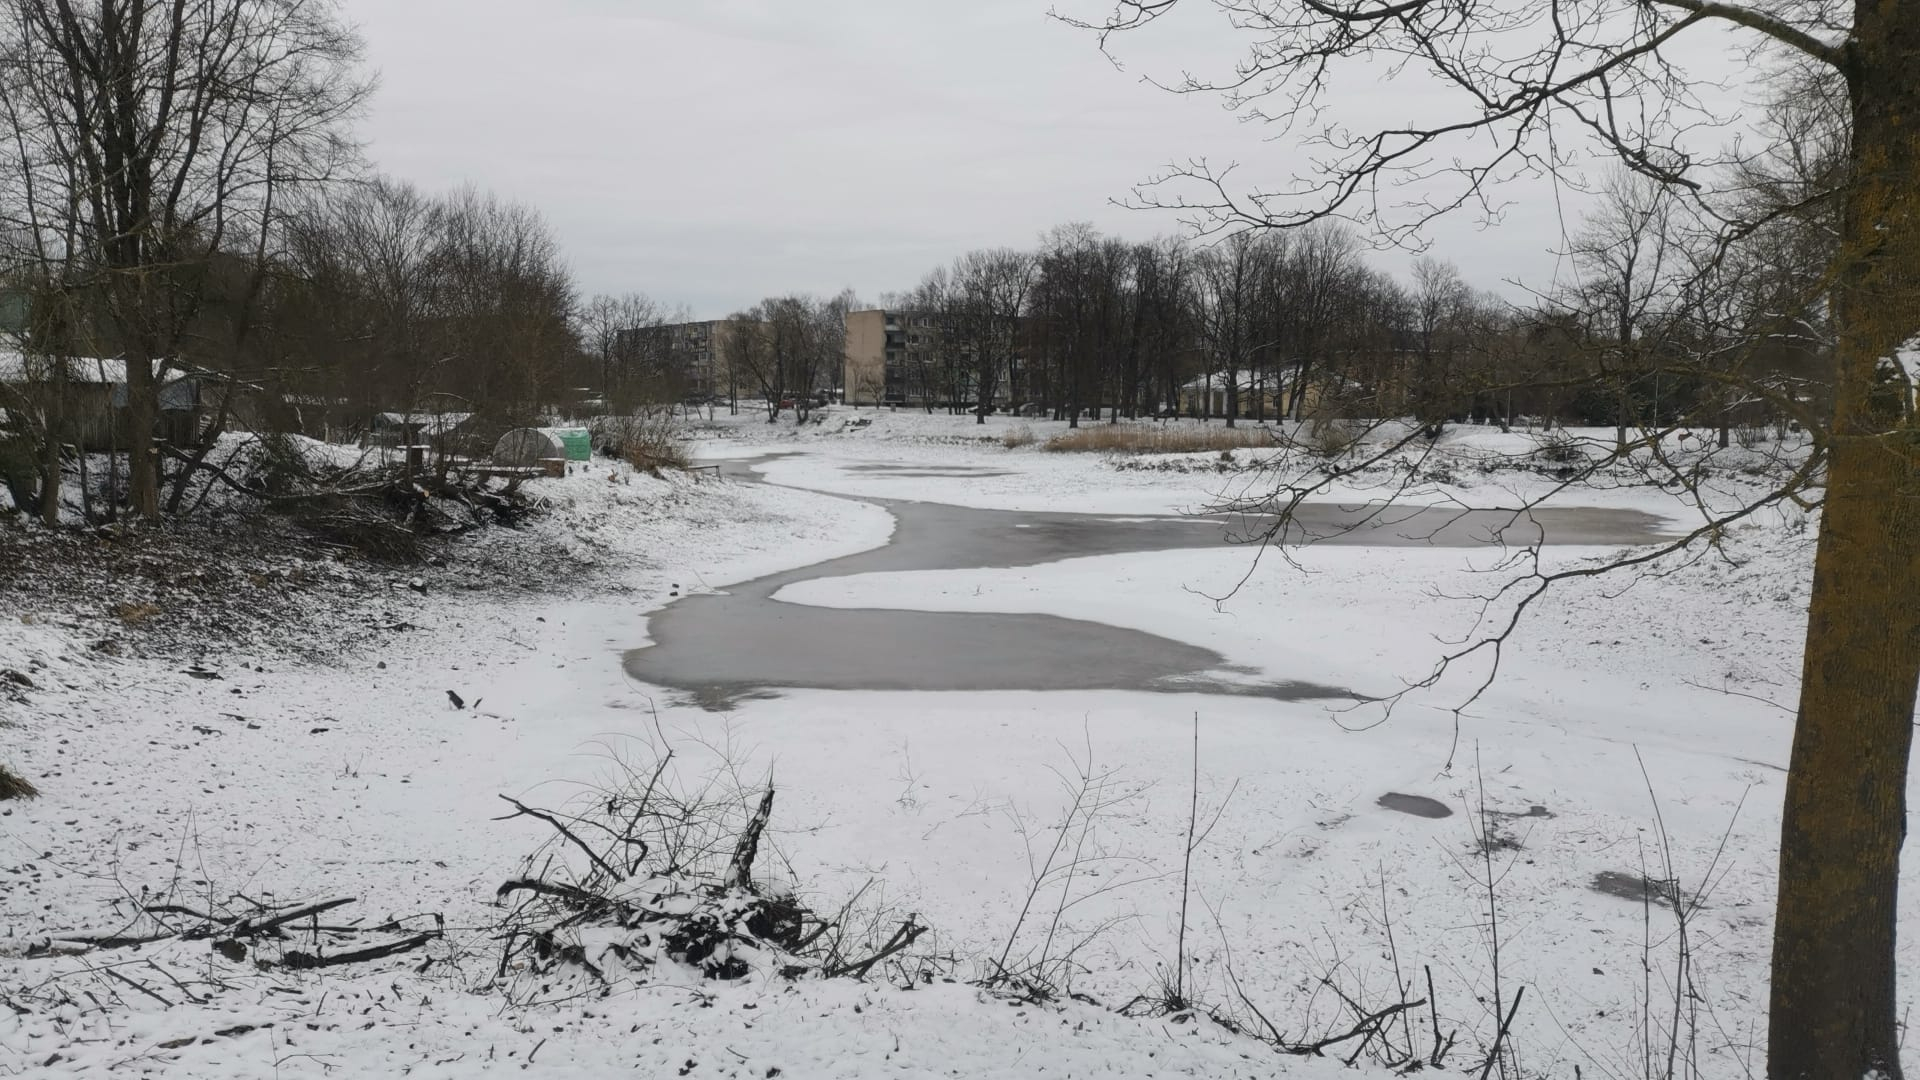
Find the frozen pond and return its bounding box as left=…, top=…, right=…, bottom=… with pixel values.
left=624, top=458, right=1671, bottom=708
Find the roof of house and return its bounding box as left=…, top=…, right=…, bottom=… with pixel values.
left=1177, top=370, right=1364, bottom=392
left=0, top=351, right=181, bottom=386
left=375, top=411, right=474, bottom=435
left=1179, top=369, right=1290, bottom=392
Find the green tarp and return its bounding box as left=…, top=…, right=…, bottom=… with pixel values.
left=550, top=428, right=591, bottom=461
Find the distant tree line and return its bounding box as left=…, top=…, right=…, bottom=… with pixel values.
left=876, top=175, right=1832, bottom=437
left=0, top=2, right=1838, bottom=526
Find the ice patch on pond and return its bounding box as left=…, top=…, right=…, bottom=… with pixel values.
left=1377, top=792, right=1454, bottom=818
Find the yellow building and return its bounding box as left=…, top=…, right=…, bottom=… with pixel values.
left=843, top=309, right=946, bottom=406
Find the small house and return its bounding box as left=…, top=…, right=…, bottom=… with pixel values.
left=369, top=411, right=476, bottom=452
left=0, top=351, right=203, bottom=451
left=1176, top=369, right=1354, bottom=420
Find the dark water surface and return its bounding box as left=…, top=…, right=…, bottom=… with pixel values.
left=624, top=457, right=1669, bottom=708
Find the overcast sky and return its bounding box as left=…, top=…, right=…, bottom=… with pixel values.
left=335, top=0, right=1753, bottom=320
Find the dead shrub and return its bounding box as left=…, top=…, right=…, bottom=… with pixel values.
left=113, top=601, right=163, bottom=624
left=495, top=743, right=930, bottom=1000
left=0, top=764, right=36, bottom=800
left=289, top=497, right=423, bottom=562
left=1535, top=430, right=1589, bottom=464
left=1002, top=425, right=1038, bottom=449
left=1044, top=424, right=1276, bottom=455
left=1304, top=418, right=1359, bottom=457
left=597, top=414, right=690, bottom=473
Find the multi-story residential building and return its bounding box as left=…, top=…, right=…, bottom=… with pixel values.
left=844, top=309, right=923, bottom=406
left=844, top=308, right=1023, bottom=408
left=615, top=319, right=758, bottom=402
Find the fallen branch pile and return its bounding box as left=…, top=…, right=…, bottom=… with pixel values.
left=26, top=894, right=442, bottom=971
left=174, top=433, right=535, bottom=561
left=5, top=892, right=445, bottom=1024
left=493, top=753, right=927, bottom=1000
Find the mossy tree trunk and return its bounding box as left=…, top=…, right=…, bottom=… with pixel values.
left=1769, top=8, right=1920, bottom=1078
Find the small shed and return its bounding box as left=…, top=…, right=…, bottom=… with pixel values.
left=492, top=427, right=592, bottom=467
left=0, top=352, right=201, bottom=451
left=371, top=411, right=474, bottom=448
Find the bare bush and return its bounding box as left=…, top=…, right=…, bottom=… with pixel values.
left=1001, top=425, right=1038, bottom=449
left=493, top=741, right=928, bottom=1003
left=1303, top=418, right=1358, bottom=458
left=979, top=736, right=1149, bottom=1002
left=1534, top=430, right=1591, bottom=465
left=1044, top=424, right=1276, bottom=455
left=597, top=414, right=691, bottom=473
left=287, top=497, right=424, bottom=562
left=0, top=764, right=36, bottom=800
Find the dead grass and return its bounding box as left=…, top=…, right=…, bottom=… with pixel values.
left=1043, top=424, right=1278, bottom=455
left=113, top=601, right=163, bottom=625
left=614, top=415, right=692, bottom=473
left=0, top=764, right=37, bottom=800
left=1001, top=425, right=1038, bottom=449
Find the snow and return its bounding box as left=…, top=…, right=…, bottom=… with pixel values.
left=0, top=409, right=1868, bottom=1079
left=0, top=352, right=187, bottom=388
left=690, top=408, right=1798, bottom=523
left=374, top=411, right=474, bottom=435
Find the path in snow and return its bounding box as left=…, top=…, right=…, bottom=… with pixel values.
left=626, top=454, right=1672, bottom=707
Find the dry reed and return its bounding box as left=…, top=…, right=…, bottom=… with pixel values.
left=1043, top=424, right=1277, bottom=454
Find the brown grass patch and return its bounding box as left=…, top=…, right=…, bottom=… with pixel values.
left=1001, top=425, right=1038, bottom=449
left=1043, top=424, right=1277, bottom=454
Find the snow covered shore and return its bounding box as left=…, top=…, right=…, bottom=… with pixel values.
left=0, top=411, right=1871, bottom=1078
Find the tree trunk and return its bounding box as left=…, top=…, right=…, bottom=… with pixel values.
left=39, top=372, right=64, bottom=527
left=1768, top=12, right=1920, bottom=1078
left=126, top=353, right=160, bottom=519
left=1772, top=438, right=1920, bottom=1080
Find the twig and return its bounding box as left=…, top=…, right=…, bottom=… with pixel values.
left=1296, top=999, right=1426, bottom=1057
left=281, top=932, right=436, bottom=970
left=496, top=796, right=621, bottom=883
left=237, top=897, right=356, bottom=936
left=1479, top=986, right=1527, bottom=1080
left=105, top=967, right=173, bottom=1009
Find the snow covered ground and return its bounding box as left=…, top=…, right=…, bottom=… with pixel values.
left=0, top=409, right=1862, bottom=1077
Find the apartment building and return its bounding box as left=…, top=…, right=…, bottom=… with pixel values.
left=616, top=319, right=755, bottom=401
left=844, top=308, right=1021, bottom=408
left=844, top=309, right=922, bottom=406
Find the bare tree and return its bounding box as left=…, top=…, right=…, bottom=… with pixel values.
left=579, top=292, right=674, bottom=413
left=933, top=249, right=1034, bottom=422
left=1190, top=233, right=1278, bottom=426
left=720, top=309, right=777, bottom=422
left=263, top=177, right=578, bottom=441
left=1063, top=2, right=1917, bottom=1076
left=1131, top=237, right=1195, bottom=418
left=1558, top=170, right=1689, bottom=451
left=1274, top=223, right=1365, bottom=420
left=0, top=0, right=368, bottom=519
left=1408, top=258, right=1471, bottom=436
